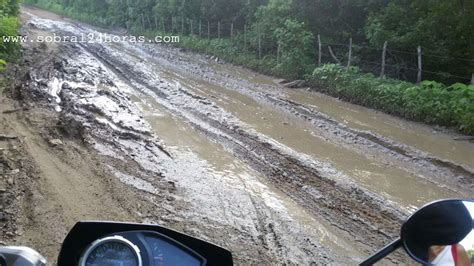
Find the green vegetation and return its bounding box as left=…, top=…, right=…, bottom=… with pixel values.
left=176, top=20, right=314, bottom=80
left=365, top=1, right=474, bottom=85
left=274, top=19, right=314, bottom=79
left=0, top=0, right=21, bottom=72
left=178, top=36, right=278, bottom=77
left=306, top=64, right=474, bottom=134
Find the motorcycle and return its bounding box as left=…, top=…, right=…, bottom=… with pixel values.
left=1, top=199, right=472, bottom=266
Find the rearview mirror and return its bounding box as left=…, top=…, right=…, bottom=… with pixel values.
left=401, top=199, right=474, bottom=265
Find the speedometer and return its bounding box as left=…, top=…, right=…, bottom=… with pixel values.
left=79, top=236, right=142, bottom=266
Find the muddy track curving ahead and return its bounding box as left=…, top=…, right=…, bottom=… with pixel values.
left=4, top=6, right=473, bottom=265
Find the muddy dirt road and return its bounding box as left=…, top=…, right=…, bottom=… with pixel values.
left=1, top=6, right=473, bottom=265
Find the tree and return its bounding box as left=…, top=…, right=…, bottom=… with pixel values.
left=274, top=19, right=314, bottom=79
left=248, top=0, right=291, bottom=55
left=105, top=0, right=129, bottom=27
left=365, top=0, right=473, bottom=83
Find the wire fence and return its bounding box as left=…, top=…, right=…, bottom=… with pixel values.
left=319, top=41, right=473, bottom=83
left=137, top=16, right=474, bottom=84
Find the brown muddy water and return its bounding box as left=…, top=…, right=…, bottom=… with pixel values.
left=124, top=48, right=459, bottom=211
left=288, top=90, right=474, bottom=168
left=214, top=63, right=474, bottom=171
left=127, top=92, right=364, bottom=262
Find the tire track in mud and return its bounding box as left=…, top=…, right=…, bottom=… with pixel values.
left=135, top=45, right=474, bottom=194
left=19, top=41, right=334, bottom=264
left=82, top=41, right=408, bottom=259
left=21, top=14, right=359, bottom=264
left=263, top=96, right=474, bottom=191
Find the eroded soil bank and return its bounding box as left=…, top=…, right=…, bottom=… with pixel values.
left=1, top=5, right=472, bottom=265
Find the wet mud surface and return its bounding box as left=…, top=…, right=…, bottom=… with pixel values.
left=3, top=6, right=473, bottom=265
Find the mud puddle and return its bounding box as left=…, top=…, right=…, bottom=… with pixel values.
left=127, top=92, right=363, bottom=263
left=286, top=90, right=474, bottom=169
left=210, top=62, right=474, bottom=171
left=127, top=47, right=457, bottom=210
left=184, top=77, right=455, bottom=208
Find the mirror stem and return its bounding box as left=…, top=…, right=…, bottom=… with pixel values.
left=359, top=238, right=402, bottom=266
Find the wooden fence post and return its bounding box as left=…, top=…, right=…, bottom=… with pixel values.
left=417, top=46, right=422, bottom=83
left=146, top=15, right=152, bottom=29
left=154, top=17, right=158, bottom=30
left=141, top=14, right=146, bottom=29
left=277, top=42, right=280, bottom=64
left=181, top=17, right=184, bottom=34
left=190, top=20, right=194, bottom=35
left=162, top=19, right=166, bottom=33
left=244, top=24, right=247, bottom=50
left=346, top=37, right=352, bottom=70
left=218, top=21, right=221, bottom=38
left=199, top=20, right=202, bottom=37
left=207, top=21, right=210, bottom=39
left=380, top=41, right=388, bottom=78
left=317, top=34, right=321, bottom=67
left=258, top=25, right=262, bottom=60
left=471, top=73, right=474, bottom=85
left=328, top=46, right=341, bottom=64
left=231, top=23, right=234, bottom=38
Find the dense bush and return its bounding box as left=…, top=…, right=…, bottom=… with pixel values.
left=365, top=1, right=473, bottom=83
left=0, top=15, right=19, bottom=54
left=0, top=0, right=21, bottom=71
left=273, top=19, right=314, bottom=79
left=306, top=64, right=474, bottom=134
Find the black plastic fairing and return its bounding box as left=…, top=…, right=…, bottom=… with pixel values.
left=57, top=221, right=233, bottom=266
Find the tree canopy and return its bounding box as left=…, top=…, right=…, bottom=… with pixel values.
left=25, top=0, right=473, bottom=84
